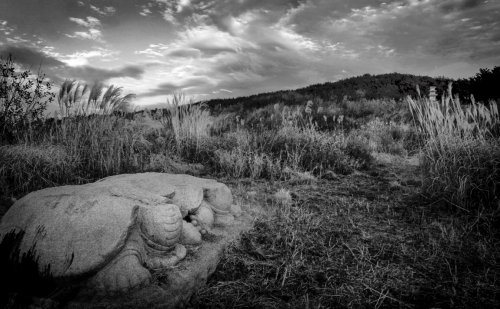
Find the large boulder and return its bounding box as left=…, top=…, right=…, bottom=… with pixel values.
left=0, top=173, right=248, bottom=307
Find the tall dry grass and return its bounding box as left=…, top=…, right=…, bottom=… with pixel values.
left=407, top=84, right=500, bottom=210
left=209, top=111, right=366, bottom=179
left=57, top=80, right=135, bottom=117
left=1, top=91, right=383, bottom=197
left=0, top=144, right=79, bottom=196
left=47, top=115, right=152, bottom=178
left=161, top=93, right=212, bottom=157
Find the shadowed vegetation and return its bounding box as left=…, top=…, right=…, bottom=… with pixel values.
left=0, top=231, right=61, bottom=309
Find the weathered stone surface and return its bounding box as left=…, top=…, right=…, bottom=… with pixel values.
left=0, top=172, right=245, bottom=301
left=68, top=216, right=253, bottom=309
left=0, top=182, right=156, bottom=278
left=180, top=221, right=202, bottom=245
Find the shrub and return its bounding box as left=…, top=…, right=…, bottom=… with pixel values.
left=344, top=134, right=373, bottom=169
left=0, top=55, right=54, bottom=144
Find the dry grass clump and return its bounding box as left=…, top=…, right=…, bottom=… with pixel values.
left=1, top=90, right=413, bottom=198
left=273, top=123, right=359, bottom=175
left=349, top=118, right=423, bottom=156
left=239, top=98, right=408, bottom=133
left=47, top=115, right=152, bottom=179
left=407, top=85, right=500, bottom=210
left=57, top=80, right=134, bottom=116
left=344, top=134, right=374, bottom=168
left=208, top=122, right=362, bottom=179
left=341, top=98, right=398, bottom=118
left=203, top=99, right=378, bottom=179
left=0, top=107, right=208, bottom=197
left=420, top=138, right=500, bottom=209
left=161, top=93, right=213, bottom=157
left=0, top=144, right=79, bottom=196
left=213, top=148, right=282, bottom=179
left=273, top=188, right=292, bottom=205
left=210, top=130, right=281, bottom=179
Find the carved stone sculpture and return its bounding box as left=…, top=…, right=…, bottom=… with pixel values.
left=0, top=173, right=239, bottom=294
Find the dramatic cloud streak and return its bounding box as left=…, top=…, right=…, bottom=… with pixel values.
left=0, top=0, right=498, bottom=106
left=0, top=45, right=144, bottom=83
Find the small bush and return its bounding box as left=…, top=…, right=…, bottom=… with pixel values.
left=352, top=118, right=413, bottom=156
left=0, top=55, right=54, bottom=144
left=344, top=135, right=373, bottom=169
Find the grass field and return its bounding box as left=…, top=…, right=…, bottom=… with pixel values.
left=1, top=75, right=499, bottom=307
left=192, top=154, right=499, bottom=308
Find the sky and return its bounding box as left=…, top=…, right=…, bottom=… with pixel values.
left=0, top=0, right=499, bottom=107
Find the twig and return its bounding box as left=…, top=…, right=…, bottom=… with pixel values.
left=362, top=283, right=413, bottom=308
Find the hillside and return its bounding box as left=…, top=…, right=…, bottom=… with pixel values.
left=203, top=73, right=451, bottom=115
left=199, top=67, right=500, bottom=116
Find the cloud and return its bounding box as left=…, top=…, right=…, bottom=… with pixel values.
left=66, top=16, right=103, bottom=42
left=66, top=64, right=144, bottom=82
left=90, top=5, right=116, bottom=16
left=167, top=48, right=201, bottom=58
left=66, top=29, right=103, bottom=41
left=0, top=45, right=144, bottom=84
left=177, top=0, right=191, bottom=13
left=135, top=24, right=256, bottom=59
left=439, top=0, right=484, bottom=13
left=95, top=0, right=500, bottom=101
left=0, top=0, right=88, bottom=41
left=1, top=0, right=499, bottom=105
left=69, top=16, right=101, bottom=28
left=132, top=5, right=390, bottom=99
left=141, top=76, right=216, bottom=97
left=60, top=48, right=119, bottom=66
left=140, top=7, right=153, bottom=16
left=0, top=45, right=65, bottom=67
